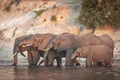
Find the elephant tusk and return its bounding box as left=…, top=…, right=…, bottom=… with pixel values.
left=37, top=49, right=49, bottom=66
left=43, top=47, right=50, bottom=51
left=21, top=44, right=33, bottom=47
left=13, top=52, right=17, bottom=57
left=37, top=60, right=44, bottom=66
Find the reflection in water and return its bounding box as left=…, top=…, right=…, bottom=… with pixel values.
left=0, top=65, right=120, bottom=80
left=0, top=58, right=120, bottom=80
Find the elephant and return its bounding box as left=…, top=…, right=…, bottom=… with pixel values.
left=71, top=45, right=113, bottom=67
left=45, top=48, right=66, bottom=67
left=43, top=33, right=104, bottom=66
left=19, top=33, right=57, bottom=66
left=12, top=34, right=34, bottom=66
left=99, top=34, right=114, bottom=56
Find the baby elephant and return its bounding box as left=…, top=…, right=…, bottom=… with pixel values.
left=71, top=45, right=113, bottom=67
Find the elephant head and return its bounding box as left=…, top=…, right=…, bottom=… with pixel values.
left=71, top=47, right=89, bottom=61
left=13, top=34, right=33, bottom=66
left=20, top=33, right=56, bottom=51
left=71, top=48, right=82, bottom=61
left=19, top=34, right=40, bottom=47
left=48, top=36, right=73, bottom=52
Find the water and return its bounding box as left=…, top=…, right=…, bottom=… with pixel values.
left=0, top=59, right=119, bottom=80
left=0, top=0, right=120, bottom=79
left=0, top=46, right=120, bottom=80
left=0, top=64, right=120, bottom=80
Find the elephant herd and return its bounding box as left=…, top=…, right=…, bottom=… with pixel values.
left=12, top=33, right=114, bottom=67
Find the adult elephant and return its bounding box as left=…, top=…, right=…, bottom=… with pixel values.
left=12, top=34, right=34, bottom=66
left=19, top=33, right=57, bottom=66
left=45, top=49, right=66, bottom=67
left=43, top=33, right=103, bottom=66
left=99, top=34, right=114, bottom=56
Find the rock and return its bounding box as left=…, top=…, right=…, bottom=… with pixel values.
left=0, top=0, right=81, bottom=63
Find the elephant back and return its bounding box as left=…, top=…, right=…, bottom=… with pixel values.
left=99, top=34, right=114, bottom=50
left=77, top=34, right=102, bottom=47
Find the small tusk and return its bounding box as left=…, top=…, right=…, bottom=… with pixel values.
left=37, top=59, right=44, bottom=66
left=21, top=44, right=33, bottom=47
left=43, top=48, right=50, bottom=51
left=13, top=52, right=17, bottom=57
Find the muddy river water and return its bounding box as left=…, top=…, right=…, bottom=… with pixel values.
left=0, top=60, right=120, bottom=80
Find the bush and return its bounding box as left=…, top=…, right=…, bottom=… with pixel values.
left=5, top=6, right=11, bottom=12
left=50, top=15, right=57, bottom=21
left=34, top=9, right=46, bottom=17
left=78, top=0, right=120, bottom=30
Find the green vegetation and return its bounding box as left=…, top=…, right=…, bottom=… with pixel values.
left=4, top=0, right=14, bottom=12
left=34, top=9, right=46, bottom=17
left=5, top=6, right=11, bottom=12
left=51, top=15, right=57, bottom=21
left=78, top=0, right=120, bottom=31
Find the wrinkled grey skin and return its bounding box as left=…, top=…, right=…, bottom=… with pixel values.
left=19, top=33, right=57, bottom=66
left=13, top=34, right=34, bottom=66
left=71, top=45, right=112, bottom=67
left=44, top=33, right=103, bottom=66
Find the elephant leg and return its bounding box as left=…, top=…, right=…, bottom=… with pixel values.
left=65, top=49, right=74, bottom=66
left=27, top=51, right=33, bottom=66
left=44, top=56, right=48, bottom=66
left=106, top=58, right=112, bottom=67
left=86, top=57, right=92, bottom=67
left=93, top=61, right=103, bottom=67
left=55, top=57, right=62, bottom=67
left=47, top=52, right=54, bottom=67
left=31, top=50, right=40, bottom=66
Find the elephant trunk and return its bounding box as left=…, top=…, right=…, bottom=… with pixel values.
left=19, top=46, right=26, bottom=57
left=71, top=55, right=80, bottom=66
left=71, top=53, right=77, bottom=61
left=12, top=48, right=26, bottom=66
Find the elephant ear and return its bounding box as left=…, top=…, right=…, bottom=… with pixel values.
left=46, top=42, right=53, bottom=49
left=57, top=37, right=73, bottom=52
left=81, top=47, right=89, bottom=57
left=37, top=37, right=52, bottom=51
